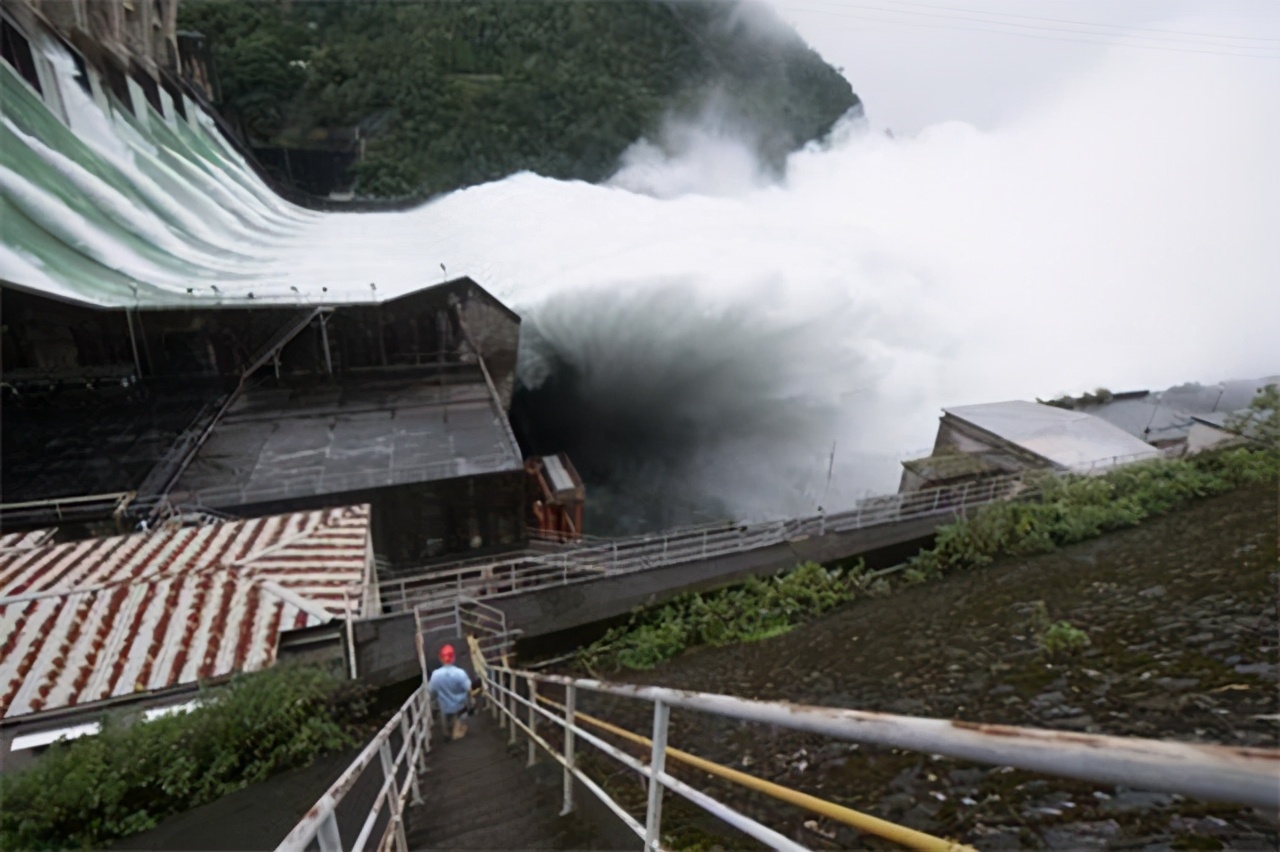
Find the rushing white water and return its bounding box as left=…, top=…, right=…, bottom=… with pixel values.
left=1, top=27, right=1277, bottom=524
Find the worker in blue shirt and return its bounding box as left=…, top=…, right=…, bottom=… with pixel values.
left=428, top=644, right=474, bottom=741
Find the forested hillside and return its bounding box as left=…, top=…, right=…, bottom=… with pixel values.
left=180, top=0, right=859, bottom=198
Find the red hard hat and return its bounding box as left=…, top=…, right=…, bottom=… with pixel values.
left=439, top=644, right=455, bottom=664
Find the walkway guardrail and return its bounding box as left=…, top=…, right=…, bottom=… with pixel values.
left=276, top=684, right=433, bottom=852
left=373, top=469, right=1033, bottom=613
left=477, top=662, right=1280, bottom=852
left=413, top=595, right=521, bottom=680
left=373, top=451, right=1166, bottom=614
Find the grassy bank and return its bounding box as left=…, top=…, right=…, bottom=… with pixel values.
left=578, top=560, right=875, bottom=672
left=0, top=665, right=368, bottom=850
left=582, top=446, right=1278, bottom=674
left=906, top=446, right=1278, bottom=579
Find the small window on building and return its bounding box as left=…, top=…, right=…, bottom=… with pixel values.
left=1, top=18, right=41, bottom=95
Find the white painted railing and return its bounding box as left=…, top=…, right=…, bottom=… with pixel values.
left=481, top=664, right=1280, bottom=852
left=166, top=452, right=517, bottom=508
left=276, top=685, right=433, bottom=852
left=372, top=451, right=1163, bottom=614
left=374, top=470, right=1029, bottom=612
left=412, top=594, right=521, bottom=679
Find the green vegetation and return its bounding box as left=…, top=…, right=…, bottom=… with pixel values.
left=0, top=665, right=368, bottom=850
left=583, top=443, right=1277, bottom=675
left=1040, top=620, right=1091, bottom=656
left=907, top=446, right=1279, bottom=579
left=1028, top=601, right=1091, bottom=657
left=579, top=560, right=871, bottom=672
left=180, top=0, right=858, bottom=197
left=1227, top=382, right=1279, bottom=450
left=1040, top=387, right=1114, bottom=409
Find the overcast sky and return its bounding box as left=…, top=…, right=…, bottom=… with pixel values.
left=765, top=0, right=1280, bottom=133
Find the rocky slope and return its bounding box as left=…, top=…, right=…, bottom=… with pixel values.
left=591, top=486, right=1278, bottom=849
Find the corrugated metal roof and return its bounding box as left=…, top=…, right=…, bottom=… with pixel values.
left=0, top=529, right=58, bottom=553
left=171, top=379, right=523, bottom=508
left=944, top=401, right=1161, bottom=471
left=0, top=506, right=371, bottom=720
left=1080, top=377, right=1280, bottom=444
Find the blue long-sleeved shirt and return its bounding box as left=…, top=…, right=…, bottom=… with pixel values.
left=428, top=664, right=472, bottom=714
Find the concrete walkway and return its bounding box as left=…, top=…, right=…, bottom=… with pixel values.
left=405, top=713, right=613, bottom=850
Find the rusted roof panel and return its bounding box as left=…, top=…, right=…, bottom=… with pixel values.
left=0, top=506, right=370, bottom=720
left=0, top=528, right=58, bottom=553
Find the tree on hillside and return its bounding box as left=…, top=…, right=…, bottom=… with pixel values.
left=179, top=0, right=859, bottom=199
left=1228, top=384, right=1279, bottom=450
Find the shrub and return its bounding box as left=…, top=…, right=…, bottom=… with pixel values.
left=580, top=561, right=863, bottom=672
left=906, top=447, right=1278, bottom=577
left=1040, top=621, right=1091, bottom=656
left=0, top=665, right=367, bottom=850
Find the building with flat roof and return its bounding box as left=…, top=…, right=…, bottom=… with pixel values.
left=901, top=400, right=1160, bottom=492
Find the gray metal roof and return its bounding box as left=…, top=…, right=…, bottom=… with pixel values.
left=944, top=401, right=1160, bottom=471
left=172, top=375, right=523, bottom=508
left=1078, top=376, right=1279, bottom=443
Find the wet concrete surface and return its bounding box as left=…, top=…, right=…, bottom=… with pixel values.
left=580, top=486, right=1278, bottom=850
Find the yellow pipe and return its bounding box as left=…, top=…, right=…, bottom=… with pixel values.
left=536, top=694, right=974, bottom=852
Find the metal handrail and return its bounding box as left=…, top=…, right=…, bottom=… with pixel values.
left=534, top=692, right=971, bottom=852
left=478, top=663, right=1279, bottom=852
left=372, top=469, right=1033, bottom=612
left=168, top=452, right=517, bottom=507
left=372, top=451, right=1168, bottom=614
left=276, top=684, right=433, bottom=852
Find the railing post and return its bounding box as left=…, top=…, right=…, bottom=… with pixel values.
left=612, top=541, right=618, bottom=570
left=508, top=670, right=518, bottom=745
left=400, top=713, right=423, bottom=806
left=645, top=699, right=670, bottom=851
left=527, top=678, right=539, bottom=767
left=662, top=535, right=668, bottom=563
left=316, top=810, right=342, bottom=852
left=343, top=588, right=358, bottom=680
left=561, top=684, right=576, bottom=815
left=417, top=688, right=432, bottom=765
left=701, top=530, right=707, bottom=560
left=379, top=740, right=410, bottom=852
left=453, top=597, right=463, bottom=639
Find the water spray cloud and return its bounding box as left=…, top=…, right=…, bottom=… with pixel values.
left=2, top=20, right=1276, bottom=529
